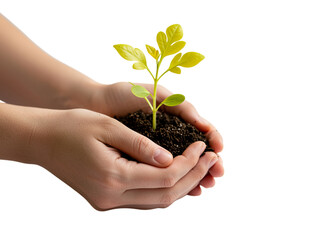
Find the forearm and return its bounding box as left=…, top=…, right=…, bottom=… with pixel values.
left=0, top=103, right=42, bottom=164
left=0, top=14, right=102, bottom=110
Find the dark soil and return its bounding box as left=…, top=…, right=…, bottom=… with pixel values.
left=115, top=110, right=213, bottom=158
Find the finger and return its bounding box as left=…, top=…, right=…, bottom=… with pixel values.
left=166, top=100, right=224, bottom=153
left=121, top=150, right=217, bottom=208
left=102, top=118, right=173, bottom=167
left=206, top=127, right=224, bottom=153
left=118, top=141, right=206, bottom=189
left=199, top=174, right=215, bottom=188
left=188, top=185, right=202, bottom=196
left=209, top=155, right=224, bottom=177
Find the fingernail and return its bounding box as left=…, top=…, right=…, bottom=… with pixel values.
left=200, top=141, right=206, bottom=153
left=209, top=156, right=218, bottom=168
left=219, top=155, right=223, bottom=166
left=154, top=149, right=173, bottom=165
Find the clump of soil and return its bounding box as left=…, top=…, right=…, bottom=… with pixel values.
left=115, top=110, right=213, bottom=158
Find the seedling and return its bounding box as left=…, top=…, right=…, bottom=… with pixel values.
left=114, top=24, right=204, bottom=130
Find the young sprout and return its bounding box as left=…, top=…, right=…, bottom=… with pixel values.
left=114, top=24, right=204, bottom=130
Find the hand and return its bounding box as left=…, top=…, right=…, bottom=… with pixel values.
left=30, top=108, right=218, bottom=210
left=92, top=82, right=224, bottom=194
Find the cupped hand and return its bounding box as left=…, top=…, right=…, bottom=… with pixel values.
left=93, top=82, right=224, bottom=191
left=31, top=108, right=218, bottom=210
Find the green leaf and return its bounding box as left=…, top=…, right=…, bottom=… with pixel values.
left=166, top=52, right=204, bottom=76
left=161, top=94, right=185, bottom=107
left=146, top=45, right=160, bottom=60
left=169, top=67, right=181, bottom=74
left=114, top=44, right=138, bottom=61
left=179, top=52, right=205, bottom=68
left=156, top=31, right=167, bottom=54
left=166, top=41, right=186, bottom=56
left=113, top=44, right=146, bottom=65
left=134, top=48, right=147, bottom=64
left=159, top=25, right=184, bottom=58
left=166, top=24, right=183, bottom=44
left=132, top=62, right=146, bottom=70
left=131, top=84, right=151, bottom=98
left=169, top=53, right=182, bottom=69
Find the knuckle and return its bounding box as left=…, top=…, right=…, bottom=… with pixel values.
left=62, top=109, right=81, bottom=122
left=103, top=173, right=125, bottom=191
left=161, top=174, right=176, bottom=188
left=195, top=141, right=206, bottom=156
left=91, top=199, right=115, bottom=211
left=68, top=108, right=91, bottom=118
left=205, top=151, right=216, bottom=160
left=159, top=192, right=177, bottom=208
left=135, top=135, right=151, bottom=154
left=186, top=151, right=199, bottom=168
left=89, top=167, right=127, bottom=211
left=100, top=114, right=113, bottom=126
left=101, top=117, right=119, bottom=137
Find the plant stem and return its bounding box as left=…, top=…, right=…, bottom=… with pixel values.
left=152, top=57, right=163, bottom=130
left=157, top=69, right=169, bottom=81
left=146, top=66, right=155, bottom=81
left=152, top=82, right=157, bottom=130
left=144, top=97, right=153, bottom=111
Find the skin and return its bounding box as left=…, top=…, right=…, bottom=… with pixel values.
left=0, top=14, right=223, bottom=210
left=94, top=82, right=224, bottom=195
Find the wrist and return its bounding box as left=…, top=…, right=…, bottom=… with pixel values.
left=0, top=104, right=44, bottom=165
left=79, top=82, right=112, bottom=115
left=59, top=77, right=104, bottom=110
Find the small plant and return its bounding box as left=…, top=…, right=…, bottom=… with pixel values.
left=114, top=24, right=204, bottom=130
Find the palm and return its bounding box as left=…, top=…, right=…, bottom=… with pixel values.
left=101, top=82, right=156, bottom=117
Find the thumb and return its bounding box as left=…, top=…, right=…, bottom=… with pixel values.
left=104, top=118, right=173, bottom=167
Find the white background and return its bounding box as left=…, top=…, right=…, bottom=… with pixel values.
left=1, top=0, right=320, bottom=239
